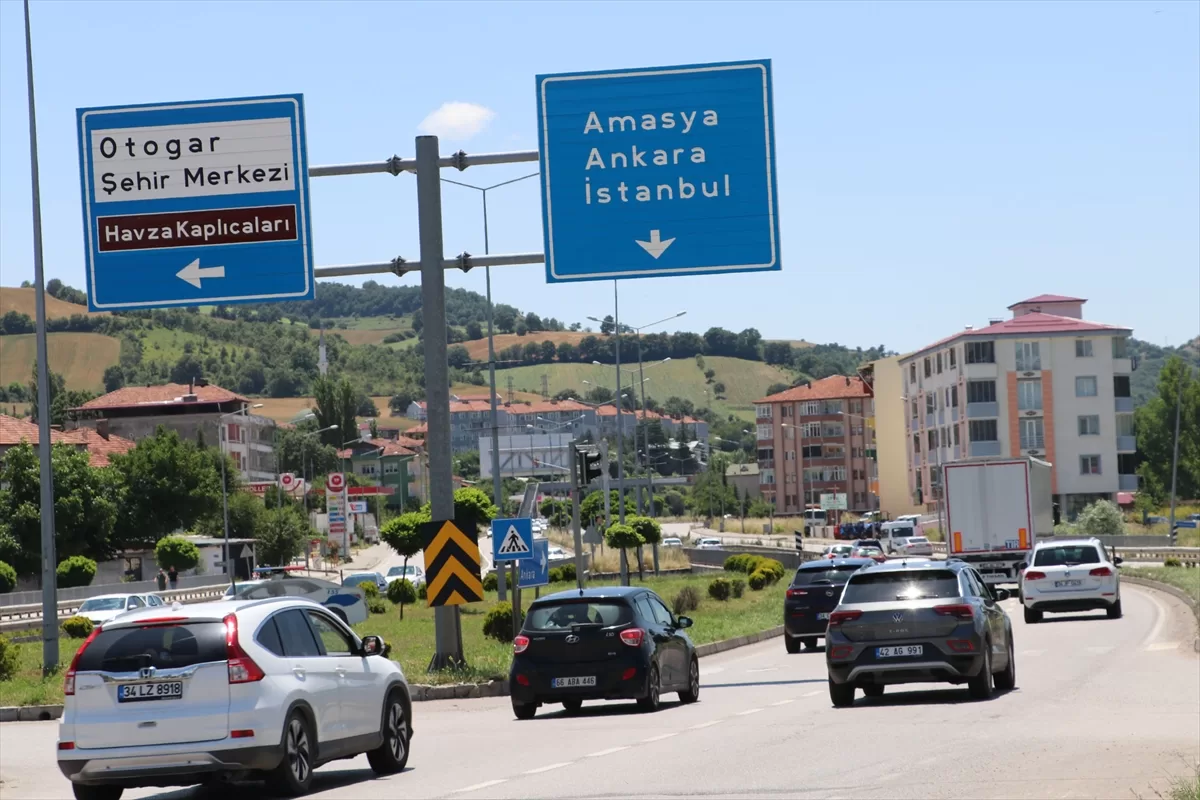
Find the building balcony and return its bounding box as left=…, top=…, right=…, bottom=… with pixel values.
left=967, top=402, right=999, bottom=419
left=1114, top=397, right=1134, bottom=413
left=964, top=362, right=998, bottom=379
left=1118, top=474, right=1139, bottom=491
left=968, top=441, right=1002, bottom=457
left=1113, top=358, right=1132, bottom=374
left=925, top=412, right=935, bottom=429
left=1116, top=436, right=1136, bottom=453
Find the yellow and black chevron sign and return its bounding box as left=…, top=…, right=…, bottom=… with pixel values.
left=422, top=519, right=484, bottom=607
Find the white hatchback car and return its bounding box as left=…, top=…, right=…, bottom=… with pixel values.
left=1021, top=537, right=1122, bottom=624
left=223, top=576, right=368, bottom=626
left=386, top=564, right=426, bottom=587
left=57, top=597, right=411, bottom=800
left=694, top=538, right=723, bottom=550
left=75, top=594, right=165, bottom=627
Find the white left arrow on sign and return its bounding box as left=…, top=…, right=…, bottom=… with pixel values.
left=177, top=258, right=226, bottom=288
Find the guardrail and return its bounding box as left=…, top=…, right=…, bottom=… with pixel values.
left=0, top=585, right=229, bottom=633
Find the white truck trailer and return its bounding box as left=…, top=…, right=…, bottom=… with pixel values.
left=943, top=457, right=1054, bottom=585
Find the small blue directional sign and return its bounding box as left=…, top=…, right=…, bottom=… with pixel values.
left=536, top=59, right=780, bottom=283
left=518, top=539, right=550, bottom=589
left=492, top=517, right=534, bottom=562
left=76, top=94, right=314, bottom=311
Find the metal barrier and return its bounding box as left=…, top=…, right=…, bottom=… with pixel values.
left=0, top=585, right=229, bottom=633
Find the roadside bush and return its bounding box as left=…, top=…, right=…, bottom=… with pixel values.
left=367, top=597, right=388, bottom=615
left=754, top=558, right=786, bottom=584
left=155, top=535, right=201, bottom=572
left=0, top=634, right=18, bottom=682
left=61, top=615, right=94, bottom=639
left=708, top=577, right=732, bottom=601
left=483, top=572, right=499, bottom=592
left=418, top=582, right=428, bottom=600
left=386, top=578, right=417, bottom=606
left=731, top=579, right=746, bottom=599
left=482, top=602, right=523, bottom=643
left=673, top=586, right=701, bottom=615
left=56, top=556, right=97, bottom=589
left=0, top=560, right=17, bottom=594
left=557, top=562, right=576, bottom=582
left=548, top=567, right=564, bottom=584
left=748, top=569, right=771, bottom=591
left=360, top=581, right=379, bottom=598
left=723, top=554, right=756, bottom=574
left=1165, top=557, right=1183, bottom=568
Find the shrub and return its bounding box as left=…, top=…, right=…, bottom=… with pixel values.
left=754, top=558, right=786, bottom=584
left=61, top=615, right=94, bottom=639
left=360, top=581, right=379, bottom=598
left=482, top=602, right=522, bottom=643
left=418, top=582, right=428, bottom=600
left=1165, top=557, right=1183, bottom=568
left=1076, top=500, right=1124, bottom=537
left=548, top=567, right=564, bottom=584
left=723, top=554, right=755, bottom=573
left=557, top=562, right=576, bottom=582
left=708, top=577, right=732, bottom=601
left=155, top=536, right=201, bottom=572
left=673, top=586, right=701, bottom=615
left=0, top=634, right=18, bottom=682
left=56, top=556, right=96, bottom=589
left=0, top=560, right=17, bottom=594
left=483, top=572, right=499, bottom=592
left=386, top=578, right=417, bottom=605
left=367, top=597, right=388, bottom=615
left=748, top=569, right=770, bottom=591
left=731, top=579, right=746, bottom=599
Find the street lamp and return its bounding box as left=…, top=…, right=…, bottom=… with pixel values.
left=218, top=402, right=263, bottom=589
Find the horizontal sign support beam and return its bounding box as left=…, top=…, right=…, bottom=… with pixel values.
left=308, top=149, right=539, bottom=178
left=313, top=251, right=544, bottom=279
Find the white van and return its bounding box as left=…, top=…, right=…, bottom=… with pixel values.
left=879, top=520, right=920, bottom=554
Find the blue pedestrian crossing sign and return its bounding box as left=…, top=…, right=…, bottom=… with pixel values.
left=492, top=518, right=533, bottom=562
left=519, top=539, right=550, bottom=589
left=536, top=59, right=780, bottom=283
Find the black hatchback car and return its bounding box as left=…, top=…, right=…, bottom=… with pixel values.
left=509, top=586, right=699, bottom=719
left=785, top=558, right=874, bottom=653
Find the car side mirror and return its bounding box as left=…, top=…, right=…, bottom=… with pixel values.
left=1017, top=562, right=1029, bottom=572
left=992, top=589, right=1010, bottom=602
left=1113, top=557, right=1124, bottom=566
left=676, top=616, right=693, bottom=629
left=361, top=635, right=385, bottom=657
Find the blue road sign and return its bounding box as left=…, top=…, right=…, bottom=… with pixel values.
left=536, top=59, right=780, bottom=284
left=518, top=539, right=550, bottom=589
left=76, top=94, right=314, bottom=311
left=492, top=517, right=534, bottom=562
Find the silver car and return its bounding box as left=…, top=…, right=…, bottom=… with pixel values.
left=825, top=560, right=1016, bottom=706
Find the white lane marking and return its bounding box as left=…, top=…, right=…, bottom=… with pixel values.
left=524, top=762, right=572, bottom=775
left=1147, top=641, right=1181, bottom=651
left=689, top=720, right=720, bottom=730
left=1087, top=646, right=1114, bottom=655
left=770, top=698, right=795, bottom=707
left=641, top=733, right=678, bottom=743
left=1021, top=649, right=1044, bottom=656
left=453, top=779, right=507, bottom=794
left=586, top=746, right=630, bottom=758
left=736, top=707, right=764, bottom=716
left=1139, top=587, right=1170, bottom=648
left=802, top=690, right=822, bottom=697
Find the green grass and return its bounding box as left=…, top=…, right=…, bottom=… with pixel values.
left=1123, top=566, right=1200, bottom=606
left=138, top=326, right=251, bottom=366
left=0, top=572, right=783, bottom=705
left=497, top=356, right=793, bottom=421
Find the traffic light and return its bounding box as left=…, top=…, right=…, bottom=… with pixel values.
left=578, top=448, right=603, bottom=486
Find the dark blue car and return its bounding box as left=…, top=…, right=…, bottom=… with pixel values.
left=784, top=558, right=875, bottom=653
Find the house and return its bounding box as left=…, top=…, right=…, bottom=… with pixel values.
left=337, top=437, right=416, bottom=509
left=725, top=462, right=761, bottom=501
left=0, top=414, right=136, bottom=468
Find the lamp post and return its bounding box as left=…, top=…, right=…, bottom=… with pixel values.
left=444, top=172, right=538, bottom=603
left=218, top=403, right=263, bottom=589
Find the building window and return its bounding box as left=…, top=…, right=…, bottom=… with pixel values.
left=910, top=400, right=919, bottom=420
left=780, top=406, right=792, bottom=418
left=1078, top=415, right=1100, bottom=435
left=924, top=358, right=932, bottom=378
left=969, top=420, right=999, bottom=442
left=1075, top=376, right=1098, bottom=397
left=785, top=450, right=796, bottom=461
left=1017, top=379, right=1043, bottom=411
left=912, top=434, right=921, bottom=454
left=926, top=394, right=936, bottom=414
left=936, top=353, right=943, bottom=374
left=1080, top=455, right=1102, bottom=475
left=910, top=363, right=918, bottom=384
left=1112, top=337, right=1129, bottom=359
left=755, top=405, right=771, bottom=419
left=950, top=385, right=959, bottom=408
left=756, top=424, right=773, bottom=440
left=850, top=399, right=863, bottom=414
left=757, top=448, right=774, bottom=462
left=966, top=341, right=995, bottom=364
left=967, top=380, right=997, bottom=404
left=927, top=430, right=937, bottom=450
left=802, top=444, right=821, bottom=458
left=1020, top=419, right=1045, bottom=450
left=949, top=348, right=957, bottom=368
left=1114, top=375, right=1132, bottom=399
left=1075, top=339, right=1094, bottom=358
left=802, top=422, right=822, bottom=438
left=800, top=401, right=820, bottom=416
left=953, top=425, right=961, bottom=445
left=1015, top=341, right=1041, bottom=371
left=760, top=469, right=776, bottom=485
left=384, top=462, right=399, bottom=474
left=1116, top=415, right=1134, bottom=436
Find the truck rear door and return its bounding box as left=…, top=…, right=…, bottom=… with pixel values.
left=945, top=461, right=1033, bottom=554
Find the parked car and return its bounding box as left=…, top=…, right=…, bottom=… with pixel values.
left=1020, top=538, right=1122, bottom=623
left=895, top=536, right=934, bottom=557
left=386, top=564, right=426, bottom=587
left=57, top=596, right=411, bottom=799
left=661, top=537, right=684, bottom=548
left=821, top=544, right=856, bottom=560
left=853, top=546, right=888, bottom=564
left=852, top=539, right=885, bottom=551
left=224, top=576, right=368, bottom=625
left=74, top=594, right=163, bottom=627
left=784, top=558, right=874, bottom=653
left=343, top=572, right=388, bottom=592
left=547, top=546, right=567, bottom=560
left=694, top=538, right=723, bottom=550
left=825, top=559, right=1016, bottom=706
left=509, top=586, right=699, bottom=719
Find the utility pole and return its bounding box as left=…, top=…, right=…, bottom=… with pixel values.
left=1167, top=366, right=1187, bottom=546
left=569, top=442, right=585, bottom=589
left=613, top=281, right=626, bottom=524
left=23, top=0, right=57, bottom=676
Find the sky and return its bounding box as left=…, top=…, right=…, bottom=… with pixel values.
left=1, top=0, right=1197, bottom=353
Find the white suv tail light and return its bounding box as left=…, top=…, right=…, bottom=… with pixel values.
left=223, top=614, right=264, bottom=683
left=64, top=627, right=101, bottom=696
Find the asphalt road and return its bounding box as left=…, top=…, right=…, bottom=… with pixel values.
left=2, top=584, right=1196, bottom=800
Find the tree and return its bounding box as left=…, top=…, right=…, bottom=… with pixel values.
left=525, top=312, right=543, bottom=332
left=604, top=523, right=643, bottom=586
left=556, top=342, right=578, bottom=363
left=713, top=381, right=726, bottom=395
left=169, top=353, right=205, bottom=385
left=764, top=341, right=793, bottom=366
left=56, top=556, right=97, bottom=588
left=312, top=376, right=359, bottom=448
left=1075, top=500, right=1124, bottom=536
left=155, top=536, right=201, bottom=571
left=466, top=321, right=484, bottom=340
left=765, top=382, right=789, bottom=397
left=539, top=340, right=558, bottom=364
left=600, top=315, right=616, bottom=335
left=450, top=486, right=497, bottom=533
left=627, top=515, right=662, bottom=577
left=380, top=509, right=428, bottom=618
left=275, top=423, right=340, bottom=477
left=256, top=506, right=311, bottom=566
left=448, top=345, right=472, bottom=369
left=109, top=428, right=224, bottom=551
left=196, top=490, right=263, bottom=541
left=102, top=365, right=126, bottom=392
left=1135, top=357, right=1199, bottom=504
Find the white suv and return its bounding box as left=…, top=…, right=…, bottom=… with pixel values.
left=1020, top=537, right=1122, bottom=624
left=57, top=597, right=412, bottom=799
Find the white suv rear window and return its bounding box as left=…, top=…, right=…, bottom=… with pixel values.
left=76, top=623, right=226, bottom=673
left=1033, top=546, right=1102, bottom=567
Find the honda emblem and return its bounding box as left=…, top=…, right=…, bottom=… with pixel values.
left=139, top=666, right=155, bottom=679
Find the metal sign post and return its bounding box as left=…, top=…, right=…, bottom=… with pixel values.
left=569, top=441, right=586, bottom=589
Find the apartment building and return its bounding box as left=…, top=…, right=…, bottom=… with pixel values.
left=754, top=376, right=878, bottom=515
left=861, top=356, right=924, bottom=518
left=898, top=294, right=1135, bottom=519
left=406, top=397, right=596, bottom=452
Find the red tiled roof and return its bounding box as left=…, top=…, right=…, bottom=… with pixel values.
left=903, top=312, right=1130, bottom=361
left=394, top=435, right=424, bottom=449
left=337, top=437, right=416, bottom=459
left=63, top=428, right=137, bottom=467
left=758, top=375, right=870, bottom=404
left=0, top=415, right=135, bottom=467
left=74, top=383, right=247, bottom=411
left=1007, top=294, right=1086, bottom=308
left=0, top=414, right=74, bottom=447
left=409, top=423, right=427, bottom=435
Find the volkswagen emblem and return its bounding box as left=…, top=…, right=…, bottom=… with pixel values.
left=891, top=612, right=905, bottom=623
left=565, top=635, right=580, bottom=645
left=139, top=666, right=155, bottom=679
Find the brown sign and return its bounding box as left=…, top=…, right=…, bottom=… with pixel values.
left=96, top=204, right=298, bottom=252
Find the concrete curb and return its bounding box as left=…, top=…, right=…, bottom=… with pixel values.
left=1122, top=575, right=1200, bottom=653
left=0, top=623, right=788, bottom=721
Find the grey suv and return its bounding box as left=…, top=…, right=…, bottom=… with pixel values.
left=825, top=560, right=1016, bottom=706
